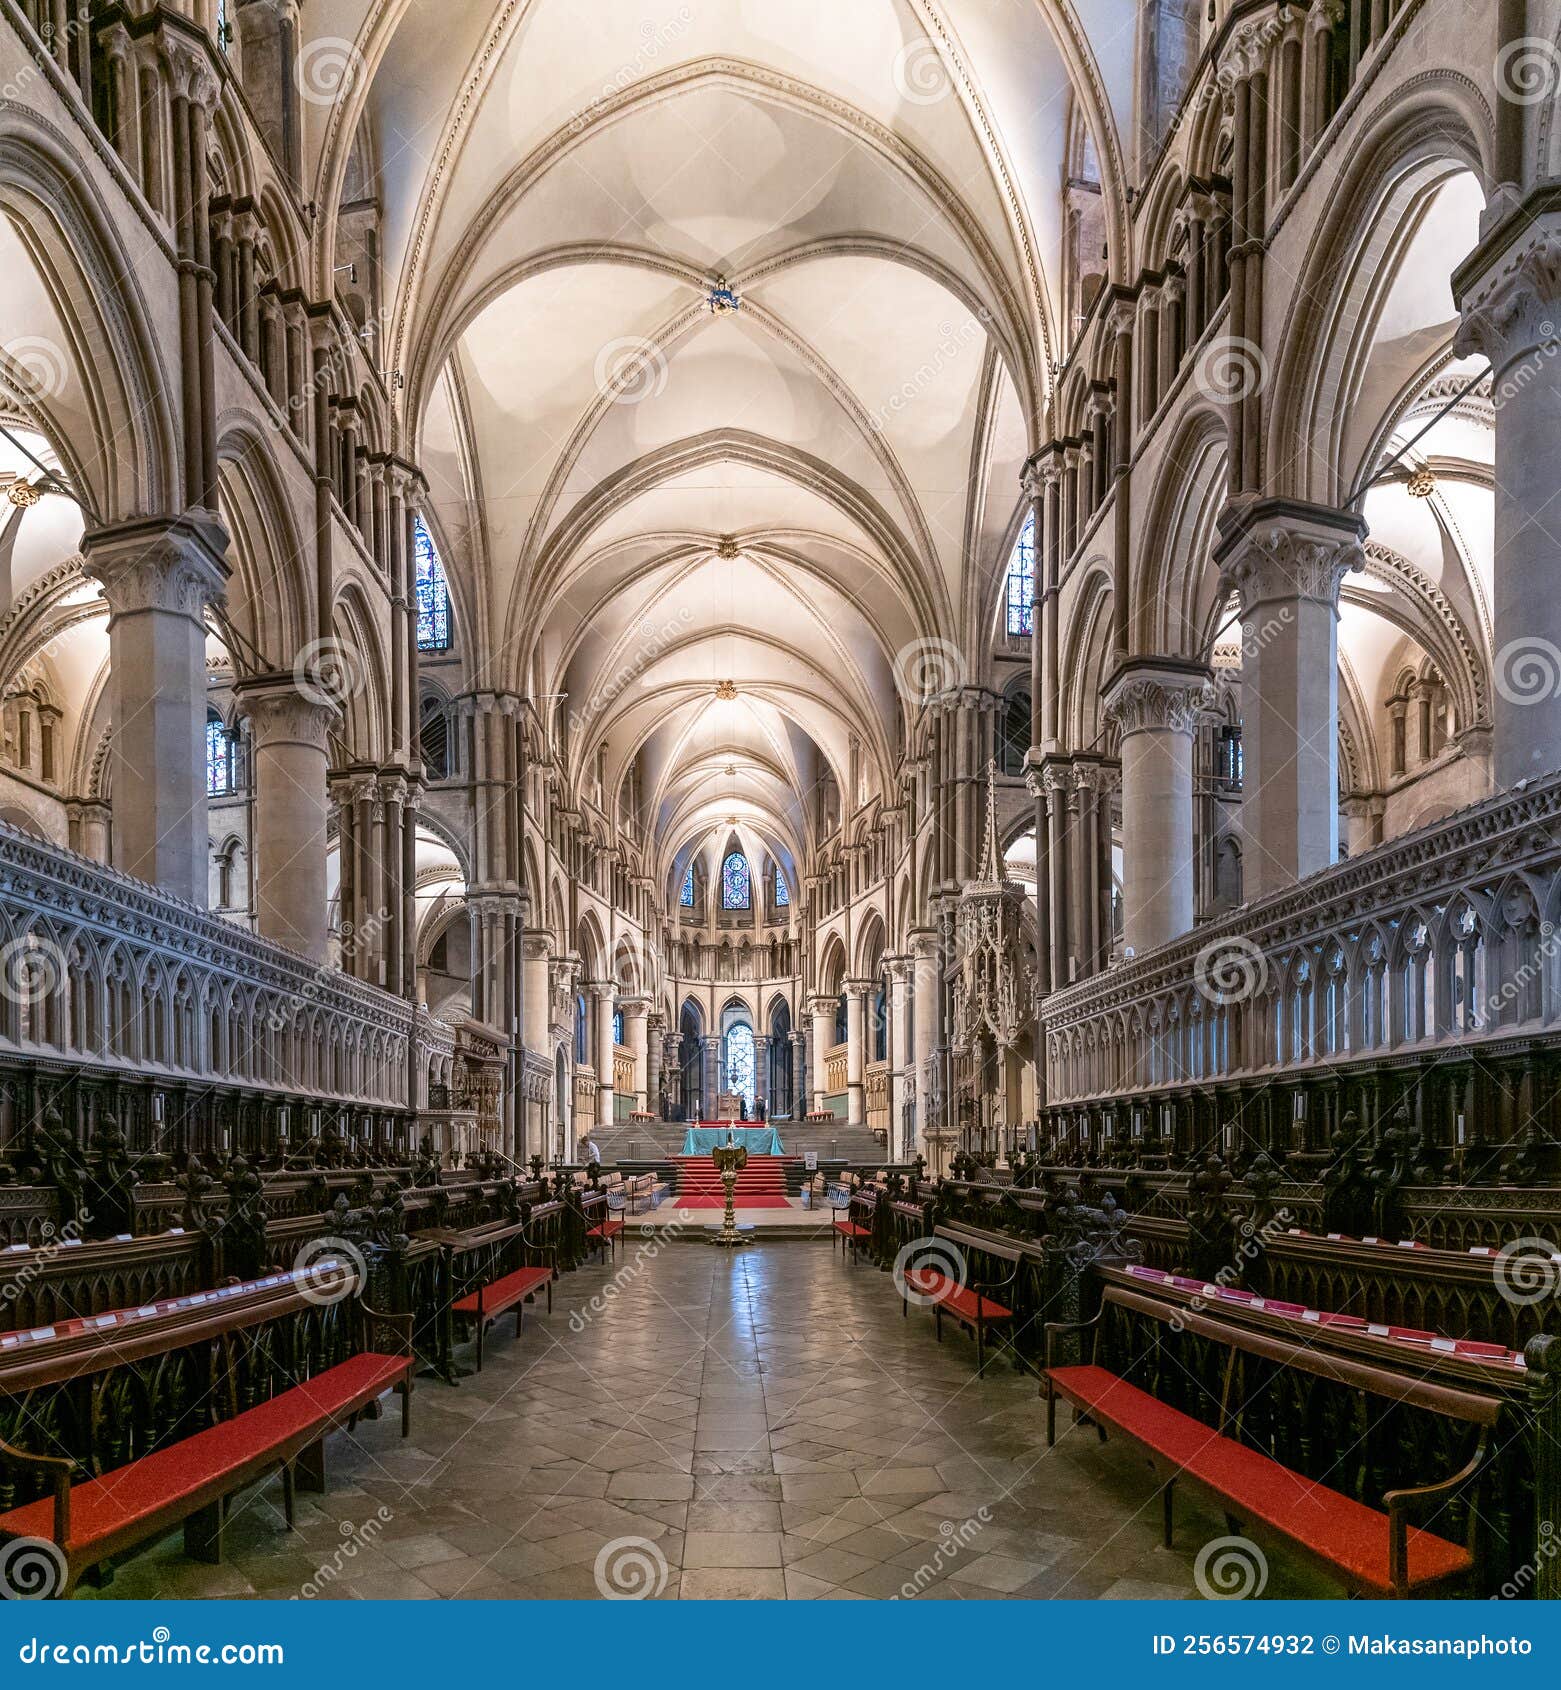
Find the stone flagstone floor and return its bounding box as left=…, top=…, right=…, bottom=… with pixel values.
left=81, top=1243, right=1331, bottom=1601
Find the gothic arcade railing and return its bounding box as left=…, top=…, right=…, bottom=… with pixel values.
left=0, top=820, right=453, bottom=1113
left=1041, top=774, right=1561, bottom=1149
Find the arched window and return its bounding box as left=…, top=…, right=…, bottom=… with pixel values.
left=680, top=865, right=695, bottom=907
left=1005, top=510, right=1035, bottom=637
left=573, top=993, right=588, bottom=1064
left=206, top=708, right=234, bottom=796
left=612, top=1008, right=624, bottom=1045
left=774, top=866, right=789, bottom=907
left=414, top=517, right=452, bottom=652
left=724, top=1023, right=756, bottom=1114
left=721, top=851, right=751, bottom=910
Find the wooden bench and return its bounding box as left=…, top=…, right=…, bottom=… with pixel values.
left=440, top=1214, right=558, bottom=1373
left=586, top=1186, right=630, bottom=1261
left=0, top=1262, right=412, bottom=1597
left=899, top=1223, right=1019, bottom=1374
left=1043, top=1283, right=1499, bottom=1599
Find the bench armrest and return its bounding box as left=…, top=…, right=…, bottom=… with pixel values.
left=0, top=1432, right=72, bottom=1547
left=1383, top=1432, right=1488, bottom=1596
left=1042, top=1309, right=1103, bottom=1370
left=359, top=1301, right=414, bottom=1358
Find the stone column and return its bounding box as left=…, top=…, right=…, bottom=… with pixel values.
left=82, top=514, right=228, bottom=903
left=592, top=983, right=615, bottom=1129
left=910, top=929, right=940, bottom=1156
left=753, top=1033, right=771, bottom=1109
left=885, top=956, right=913, bottom=1157
left=808, top=996, right=833, bottom=1113
left=1216, top=501, right=1363, bottom=899
left=1455, top=201, right=1561, bottom=786
left=701, top=1033, right=722, bottom=1119
left=790, top=1029, right=807, bottom=1119
left=522, top=931, right=551, bottom=1056
left=623, top=997, right=649, bottom=1112
left=645, top=1012, right=665, bottom=1117
left=844, top=977, right=869, bottom=1124
left=236, top=675, right=336, bottom=961
left=1102, top=660, right=1214, bottom=955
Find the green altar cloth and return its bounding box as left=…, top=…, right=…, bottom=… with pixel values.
left=680, top=1126, right=785, bottom=1155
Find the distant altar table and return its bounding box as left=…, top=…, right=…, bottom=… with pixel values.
left=681, top=1125, right=785, bottom=1155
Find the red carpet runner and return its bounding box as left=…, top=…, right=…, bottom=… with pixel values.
left=672, top=1154, right=795, bottom=1209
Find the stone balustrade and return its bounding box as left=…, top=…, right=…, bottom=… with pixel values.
left=1040, top=773, right=1561, bottom=1157
left=0, top=820, right=454, bottom=1110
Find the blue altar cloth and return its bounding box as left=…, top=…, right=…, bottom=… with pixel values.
left=680, top=1126, right=785, bottom=1155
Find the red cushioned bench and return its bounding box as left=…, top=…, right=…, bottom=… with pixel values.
left=452, top=1264, right=554, bottom=1371
left=899, top=1224, right=1020, bottom=1374
left=1043, top=1284, right=1498, bottom=1599
left=0, top=1265, right=412, bottom=1597
left=586, top=1215, right=626, bottom=1262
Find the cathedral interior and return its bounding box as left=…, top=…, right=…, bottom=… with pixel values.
left=0, top=0, right=1558, bottom=1611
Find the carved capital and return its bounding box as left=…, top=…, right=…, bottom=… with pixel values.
left=1454, top=212, right=1561, bottom=375
left=236, top=675, right=338, bottom=751
left=1215, top=500, right=1365, bottom=613
left=1217, top=14, right=1283, bottom=104
left=83, top=513, right=230, bottom=626
left=160, top=34, right=221, bottom=109
left=1101, top=661, right=1216, bottom=738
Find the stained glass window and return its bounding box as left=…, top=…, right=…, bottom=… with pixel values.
left=612, top=1009, right=624, bottom=1045
left=1005, top=509, right=1035, bottom=637
left=680, top=865, right=695, bottom=907
left=415, top=517, right=452, bottom=652
left=725, top=1023, right=755, bottom=1115
left=721, top=851, right=751, bottom=910
left=206, top=709, right=233, bottom=796
left=774, top=867, right=789, bottom=907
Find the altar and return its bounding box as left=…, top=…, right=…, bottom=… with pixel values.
left=680, top=1125, right=786, bottom=1156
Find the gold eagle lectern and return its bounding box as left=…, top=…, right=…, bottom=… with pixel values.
left=707, top=1130, right=754, bottom=1248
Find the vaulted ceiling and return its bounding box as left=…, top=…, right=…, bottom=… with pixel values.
left=304, top=0, right=1137, bottom=881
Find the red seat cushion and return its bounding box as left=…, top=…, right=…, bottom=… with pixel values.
left=0, top=1352, right=408, bottom=1554
left=1047, top=1365, right=1470, bottom=1594
left=452, top=1265, right=551, bottom=1316
left=587, top=1220, right=625, bottom=1240
left=832, top=1221, right=870, bottom=1238
left=905, top=1270, right=1011, bottom=1322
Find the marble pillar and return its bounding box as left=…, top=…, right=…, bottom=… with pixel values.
left=593, top=982, right=615, bottom=1129
left=1102, top=660, right=1214, bottom=956
left=886, top=956, right=913, bottom=1157
left=236, top=675, right=337, bottom=961
left=82, top=514, right=228, bottom=904
left=844, top=978, right=869, bottom=1124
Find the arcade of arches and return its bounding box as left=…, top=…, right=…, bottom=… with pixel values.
left=1, top=0, right=1561, bottom=1606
